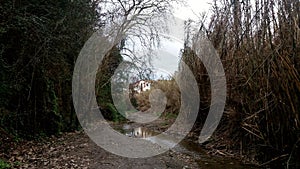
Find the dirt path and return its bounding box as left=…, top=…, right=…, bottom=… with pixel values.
left=1, top=118, right=260, bottom=169
left=2, top=129, right=260, bottom=169
left=3, top=131, right=201, bottom=169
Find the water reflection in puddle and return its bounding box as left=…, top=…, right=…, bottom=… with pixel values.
left=119, top=124, right=259, bottom=169
left=123, top=126, right=156, bottom=138
left=121, top=125, right=212, bottom=154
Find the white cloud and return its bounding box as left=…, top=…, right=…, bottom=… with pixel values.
left=173, top=0, right=211, bottom=20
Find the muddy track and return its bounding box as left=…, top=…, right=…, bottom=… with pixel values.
left=1, top=120, right=259, bottom=169
left=3, top=131, right=200, bottom=169
left=2, top=131, right=260, bottom=168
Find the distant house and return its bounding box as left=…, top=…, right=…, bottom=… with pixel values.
left=130, top=80, right=151, bottom=93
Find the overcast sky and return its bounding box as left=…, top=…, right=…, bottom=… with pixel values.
left=150, top=0, right=211, bottom=79
left=121, top=0, right=212, bottom=80
left=173, top=0, right=211, bottom=20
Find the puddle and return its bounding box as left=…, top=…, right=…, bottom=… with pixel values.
left=122, top=125, right=157, bottom=138
left=117, top=124, right=259, bottom=168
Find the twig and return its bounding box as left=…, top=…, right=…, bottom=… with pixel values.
left=259, top=154, right=289, bottom=167
left=287, top=138, right=300, bottom=169
left=241, top=126, right=264, bottom=140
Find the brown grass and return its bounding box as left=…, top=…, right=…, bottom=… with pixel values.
left=182, top=0, right=300, bottom=166
left=134, top=79, right=181, bottom=115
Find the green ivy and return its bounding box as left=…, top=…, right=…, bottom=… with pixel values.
left=0, top=159, right=10, bottom=169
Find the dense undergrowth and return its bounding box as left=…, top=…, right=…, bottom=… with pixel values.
left=184, top=0, right=300, bottom=167
left=0, top=0, right=97, bottom=138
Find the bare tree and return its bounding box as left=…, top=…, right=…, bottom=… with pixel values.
left=95, top=0, right=184, bottom=78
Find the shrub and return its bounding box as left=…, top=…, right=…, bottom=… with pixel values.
left=134, top=79, right=181, bottom=116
